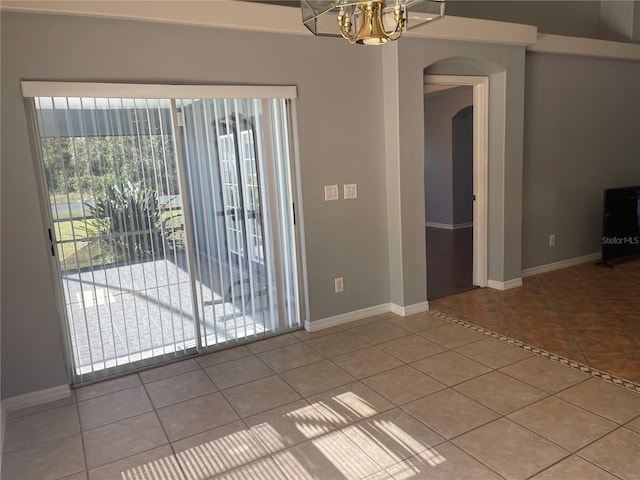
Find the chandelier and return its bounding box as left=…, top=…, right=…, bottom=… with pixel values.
left=301, top=0, right=445, bottom=45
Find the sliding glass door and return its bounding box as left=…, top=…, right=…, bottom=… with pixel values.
left=26, top=84, right=301, bottom=385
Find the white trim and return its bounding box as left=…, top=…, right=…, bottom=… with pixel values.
left=0, top=1, right=537, bottom=47
left=304, top=304, right=391, bottom=332
left=391, top=301, right=430, bottom=317
left=407, top=15, right=537, bottom=46
left=424, top=75, right=488, bottom=289
left=522, top=252, right=600, bottom=278
left=529, top=34, right=640, bottom=61
left=2, top=385, right=71, bottom=412
left=487, top=278, right=523, bottom=291
left=21, top=81, right=297, bottom=99
left=425, top=222, right=473, bottom=230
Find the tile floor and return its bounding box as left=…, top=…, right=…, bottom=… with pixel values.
left=3, top=311, right=640, bottom=480
left=431, top=258, right=640, bottom=383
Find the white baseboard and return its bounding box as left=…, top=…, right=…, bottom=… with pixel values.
left=487, top=278, right=523, bottom=290
left=391, top=301, right=429, bottom=316
left=522, top=252, right=600, bottom=278
left=305, top=303, right=391, bottom=332
left=304, top=300, right=431, bottom=332
left=3, top=385, right=71, bottom=413
left=425, top=221, right=473, bottom=230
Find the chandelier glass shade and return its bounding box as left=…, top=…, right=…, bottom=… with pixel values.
left=301, top=0, right=445, bottom=45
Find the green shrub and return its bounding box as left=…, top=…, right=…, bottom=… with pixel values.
left=85, top=181, right=171, bottom=263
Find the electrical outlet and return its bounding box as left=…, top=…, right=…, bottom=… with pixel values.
left=549, top=234, right=556, bottom=247
left=334, top=277, right=344, bottom=293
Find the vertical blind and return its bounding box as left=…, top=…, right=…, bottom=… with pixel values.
left=25, top=83, right=301, bottom=384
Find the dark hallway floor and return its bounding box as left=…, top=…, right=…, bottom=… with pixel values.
left=426, top=226, right=475, bottom=300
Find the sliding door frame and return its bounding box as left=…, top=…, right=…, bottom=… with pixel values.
left=22, top=82, right=304, bottom=386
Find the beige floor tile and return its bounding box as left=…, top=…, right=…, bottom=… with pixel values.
left=333, top=347, right=403, bottom=379
left=531, top=456, right=619, bottom=479
left=292, top=326, right=342, bottom=341
left=364, top=472, right=393, bottom=480
left=453, top=418, right=569, bottom=480
left=3, top=404, right=80, bottom=453
left=499, top=356, right=590, bottom=393
left=2, top=405, right=80, bottom=453
left=453, top=371, right=547, bottom=415
left=376, top=335, right=446, bottom=363
left=388, top=313, right=448, bottom=333
left=455, top=337, right=532, bottom=368
left=1, top=434, right=84, bottom=480
left=625, top=415, right=640, bottom=433
left=247, top=333, right=300, bottom=354
left=75, top=374, right=141, bottom=401
left=244, top=400, right=336, bottom=453
left=6, top=392, right=75, bottom=420
left=273, top=430, right=382, bottom=480
left=83, top=411, right=167, bottom=468
left=402, top=389, right=499, bottom=439
left=508, top=396, right=617, bottom=451
left=222, top=375, right=301, bottom=418
left=59, top=473, right=88, bottom=480
left=196, top=345, right=252, bottom=368
left=557, top=377, right=640, bottom=423
left=349, top=320, right=411, bottom=345
left=305, top=331, right=368, bottom=357
left=341, top=408, right=444, bottom=468
left=363, top=365, right=446, bottom=405
left=578, top=427, right=640, bottom=479
left=411, top=350, right=491, bottom=386
left=139, top=358, right=200, bottom=383
left=215, top=456, right=288, bottom=480
left=157, top=392, right=239, bottom=441
left=385, top=442, right=503, bottom=480
left=172, top=420, right=268, bottom=479
left=145, top=369, right=216, bottom=408
left=258, top=342, right=324, bottom=372
left=87, top=445, right=184, bottom=480
left=204, top=355, right=274, bottom=389
left=279, top=360, right=355, bottom=397
left=78, top=385, right=152, bottom=431
left=417, top=323, right=486, bottom=348
left=342, top=315, right=382, bottom=330
left=307, top=382, right=394, bottom=427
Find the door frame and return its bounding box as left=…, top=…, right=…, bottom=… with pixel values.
left=22, top=81, right=304, bottom=385
left=424, top=75, right=489, bottom=288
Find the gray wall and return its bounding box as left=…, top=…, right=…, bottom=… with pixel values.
left=446, top=1, right=603, bottom=40
left=0, top=12, right=390, bottom=397
left=522, top=52, right=640, bottom=269
left=424, top=87, right=473, bottom=225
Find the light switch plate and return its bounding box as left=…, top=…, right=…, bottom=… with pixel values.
left=324, top=185, right=339, bottom=201
left=344, top=184, right=358, bottom=199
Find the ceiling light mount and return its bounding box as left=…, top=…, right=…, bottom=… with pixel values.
left=302, top=0, right=445, bottom=45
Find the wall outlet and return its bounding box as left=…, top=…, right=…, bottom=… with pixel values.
left=334, top=277, right=344, bottom=293
left=324, top=185, right=339, bottom=201
left=549, top=234, right=556, bottom=247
